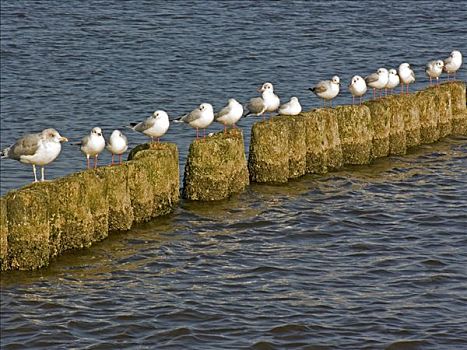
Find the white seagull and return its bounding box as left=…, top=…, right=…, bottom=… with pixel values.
left=278, top=96, right=302, bottom=116
left=348, top=75, right=367, bottom=104
left=425, top=60, right=444, bottom=86
left=175, top=103, right=214, bottom=140
left=309, top=76, right=340, bottom=107
left=128, top=110, right=170, bottom=143
left=1, top=128, right=68, bottom=182
left=365, top=68, right=389, bottom=99
left=79, top=127, right=105, bottom=169
left=214, top=98, right=243, bottom=133
left=386, top=69, right=400, bottom=93
left=443, top=50, right=462, bottom=80
left=106, top=130, right=128, bottom=165
left=244, top=82, right=281, bottom=120
left=398, top=63, right=415, bottom=94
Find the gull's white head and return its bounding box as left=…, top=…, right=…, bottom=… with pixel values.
left=91, top=127, right=103, bottom=137
left=331, top=76, right=340, bottom=84
left=399, top=63, right=411, bottom=70
left=152, top=110, right=169, bottom=120
left=350, top=75, right=364, bottom=85
left=290, top=96, right=298, bottom=102
left=228, top=98, right=237, bottom=105
left=450, top=50, right=462, bottom=59
left=110, top=129, right=123, bottom=138
left=377, top=68, right=389, bottom=76
left=435, top=60, right=444, bottom=68
left=42, top=128, right=68, bottom=143
left=199, top=103, right=213, bottom=113
left=389, top=69, right=398, bottom=76
left=258, top=82, right=274, bottom=93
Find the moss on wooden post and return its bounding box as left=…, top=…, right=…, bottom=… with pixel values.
left=183, top=129, right=249, bottom=200
left=0, top=197, right=8, bottom=270
left=364, top=100, right=391, bottom=159
left=444, top=81, right=466, bottom=135
left=417, top=90, right=440, bottom=144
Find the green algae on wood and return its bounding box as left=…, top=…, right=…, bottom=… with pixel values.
left=416, top=89, right=440, bottom=144
left=183, top=129, right=249, bottom=201
left=363, top=100, right=391, bottom=159
left=443, top=81, right=467, bottom=135
left=281, top=115, right=307, bottom=179
left=394, top=94, right=421, bottom=148
left=335, top=105, right=373, bottom=165
left=0, top=197, right=8, bottom=270
left=248, top=119, right=289, bottom=183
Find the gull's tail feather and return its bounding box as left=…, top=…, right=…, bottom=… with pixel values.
left=126, top=123, right=137, bottom=130
left=1, top=146, right=11, bottom=159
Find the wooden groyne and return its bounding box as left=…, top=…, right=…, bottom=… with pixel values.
left=248, top=81, right=466, bottom=182
left=0, top=81, right=465, bottom=271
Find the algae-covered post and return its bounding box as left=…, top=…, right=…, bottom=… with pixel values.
left=0, top=197, right=8, bottom=270
left=445, top=81, right=467, bottom=135
left=282, top=115, right=307, bottom=179
left=363, top=100, right=391, bottom=159
left=416, top=89, right=440, bottom=144
left=183, top=129, right=249, bottom=201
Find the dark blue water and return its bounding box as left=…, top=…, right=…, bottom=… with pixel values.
left=1, top=1, right=467, bottom=349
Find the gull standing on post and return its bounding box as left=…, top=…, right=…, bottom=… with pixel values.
left=127, top=110, right=170, bottom=143
left=1, top=128, right=68, bottom=182
left=278, top=96, right=302, bottom=115
left=443, top=50, right=462, bottom=80
left=348, top=75, right=367, bottom=104
left=106, top=130, right=128, bottom=165
left=214, top=98, right=243, bottom=133
left=425, top=60, right=444, bottom=86
left=244, top=82, right=280, bottom=120
left=79, top=127, right=105, bottom=169
left=386, top=69, right=400, bottom=94
left=175, top=103, right=214, bottom=140
left=365, top=68, right=389, bottom=99
left=309, top=76, right=340, bottom=107
left=398, top=63, right=415, bottom=94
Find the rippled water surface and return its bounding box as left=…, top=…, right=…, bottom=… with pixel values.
left=1, top=1, right=467, bottom=349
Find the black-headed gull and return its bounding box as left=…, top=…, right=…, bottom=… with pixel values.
left=79, top=127, right=105, bottom=169
left=278, top=96, right=302, bottom=116
left=244, top=82, right=280, bottom=120
left=398, top=63, right=415, bottom=94
left=128, top=110, right=170, bottom=143
left=348, top=75, right=367, bottom=104
left=443, top=50, right=462, bottom=80
left=309, top=76, right=340, bottom=107
left=215, top=98, right=243, bottom=133
left=1, top=128, right=68, bottom=182
left=425, top=60, right=444, bottom=86
left=106, top=130, right=128, bottom=165
left=386, top=69, right=400, bottom=94
left=176, top=103, right=214, bottom=140
left=365, top=68, right=389, bottom=99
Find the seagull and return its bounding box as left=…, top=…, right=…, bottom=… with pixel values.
left=214, top=98, right=243, bottom=133
left=425, top=60, right=444, bottom=86
left=278, top=96, right=302, bottom=115
left=443, top=50, right=462, bottom=80
left=1, top=128, right=68, bottom=182
left=127, top=110, right=170, bottom=143
left=244, top=82, right=280, bottom=120
left=309, top=76, right=340, bottom=107
left=348, top=75, right=367, bottom=104
left=79, top=127, right=105, bottom=169
left=175, top=103, right=214, bottom=140
left=386, top=69, right=400, bottom=94
left=106, top=130, right=128, bottom=165
left=365, top=68, right=389, bottom=99
left=398, top=63, right=415, bottom=94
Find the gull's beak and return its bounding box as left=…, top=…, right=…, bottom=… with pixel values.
left=60, top=137, right=68, bottom=142
left=257, top=87, right=264, bottom=93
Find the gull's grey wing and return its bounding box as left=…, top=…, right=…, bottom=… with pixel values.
left=364, top=73, right=379, bottom=84
left=444, top=55, right=453, bottom=66
left=312, top=80, right=329, bottom=93
left=8, top=132, right=42, bottom=160
left=80, top=134, right=90, bottom=147
left=410, top=70, right=415, bottom=81
left=214, top=104, right=230, bottom=120
left=134, top=117, right=155, bottom=132
left=121, top=132, right=128, bottom=144
left=182, top=108, right=202, bottom=123
left=246, top=96, right=265, bottom=114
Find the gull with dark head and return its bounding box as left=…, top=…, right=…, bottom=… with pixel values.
left=79, top=127, right=105, bottom=169
left=244, top=82, right=280, bottom=120
left=365, top=68, right=389, bottom=99
left=1, top=128, right=68, bottom=182
left=175, top=103, right=214, bottom=140
left=398, top=63, right=415, bottom=94
left=386, top=69, right=400, bottom=93
left=278, top=96, right=302, bottom=116
left=348, top=75, right=367, bottom=104
left=106, top=130, right=128, bottom=165
left=425, top=60, right=444, bottom=86
left=215, top=98, right=243, bottom=133
left=128, top=110, right=170, bottom=143
left=443, top=50, right=462, bottom=80
left=309, top=76, right=340, bottom=107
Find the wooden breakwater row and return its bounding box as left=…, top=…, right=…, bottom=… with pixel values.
left=248, top=81, right=466, bottom=182
left=1, top=81, right=466, bottom=271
